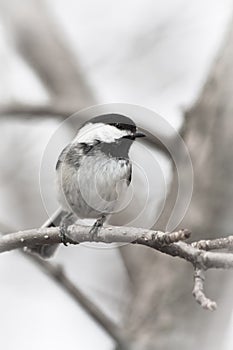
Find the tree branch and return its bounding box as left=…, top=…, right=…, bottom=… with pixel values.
left=0, top=225, right=190, bottom=253
left=192, top=235, right=233, bottom=251
left=192, top=268, right=217, bottom=311
left=2, top=224, right=233, bottom=311
left=0, top=103, right=78, bottom=118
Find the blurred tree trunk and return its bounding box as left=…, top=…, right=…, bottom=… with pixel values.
left=120, top=16, right=233, bottom=350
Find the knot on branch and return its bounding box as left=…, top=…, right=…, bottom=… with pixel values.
left=159, top=229, right=191, bottom=245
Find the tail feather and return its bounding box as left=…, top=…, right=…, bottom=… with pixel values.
left=41, top=208, right=64, bottom=228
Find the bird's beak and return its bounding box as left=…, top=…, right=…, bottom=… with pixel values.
left=135, top=131, right=146, bottom=138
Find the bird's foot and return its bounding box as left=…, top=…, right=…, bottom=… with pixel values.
left=89, top=225, right=99, bottom=241
left=59, top=211, right=77, bottom=246
left=59, top=224, right=69, bottom=246
left=89, top=216, right=106, bottom=241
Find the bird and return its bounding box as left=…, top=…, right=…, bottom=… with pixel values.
left=31, top=113, right=145, bottom=258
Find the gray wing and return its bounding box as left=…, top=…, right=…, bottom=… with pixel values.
left=56, top=145, right=70, bottom=170
left=31, top=142, right=86, bottom=258
left=56, top=143, right=88, bottom=170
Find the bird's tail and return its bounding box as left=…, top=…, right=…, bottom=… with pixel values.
left=29, top=208, right=63, bottom=259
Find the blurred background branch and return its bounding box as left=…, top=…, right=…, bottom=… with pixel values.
left=0, top=0, right=96, bottom=112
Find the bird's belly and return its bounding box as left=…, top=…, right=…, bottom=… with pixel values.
left=57, top=156, right=130, bottom=219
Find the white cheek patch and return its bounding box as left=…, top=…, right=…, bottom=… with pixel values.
left=73, top=123, right=129, bottom=144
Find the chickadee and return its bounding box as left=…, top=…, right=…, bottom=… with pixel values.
left=32, top=113, right=145, bottom=258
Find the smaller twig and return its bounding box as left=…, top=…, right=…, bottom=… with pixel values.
left=192, top=235, right=233, bottom=251
left=192, top=268, right=217, bottom=311
left=136, top=228, right=191, bottom=246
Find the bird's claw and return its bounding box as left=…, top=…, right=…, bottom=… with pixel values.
left=89, top=216, right=106, bottom=241
left=89, top=225, right=99, bottom=241
left=59, top=225, right=69, bottom=246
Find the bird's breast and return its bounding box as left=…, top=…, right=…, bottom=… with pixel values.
left=56, top=152, right=131, bottom=218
